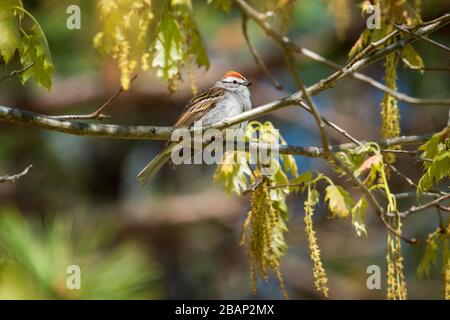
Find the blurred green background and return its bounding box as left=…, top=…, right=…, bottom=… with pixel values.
left=0, top=0, right=449, bottom=299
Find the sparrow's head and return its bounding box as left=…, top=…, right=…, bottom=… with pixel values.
left=216, top=71, right=252, bottom=97
left=221, top=71, right=252, bottom=87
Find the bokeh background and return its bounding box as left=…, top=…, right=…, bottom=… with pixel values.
left=0, top=0, right=449, bottom=299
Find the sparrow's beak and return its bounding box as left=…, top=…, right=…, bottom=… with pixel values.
left=244, top=81, right=252, bottom=87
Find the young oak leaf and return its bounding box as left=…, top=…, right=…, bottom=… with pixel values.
left=0, top=7, right=21, bottom=63
left=418, top=128, right=448, bottom=170
left=354, top=152, right=383, bottom=187
left=355, top=154, right=383, bottom=176
left=152, top=15, right=184, bottom=82
left=214, top=151, right=251, bottom=195
left=417, top=129, right=449, bottom=195
left=418, top=150, right=450, bottom=194
left=351, top=196, right=368, bottom=237
left=325, top=184, right=354, bottom=219
left=18, top=24, right=53, bottom=90
left=0, top=2, right=53, bottom=90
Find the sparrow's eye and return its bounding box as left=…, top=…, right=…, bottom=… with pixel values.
left=233, top=80, right=237, bottom=84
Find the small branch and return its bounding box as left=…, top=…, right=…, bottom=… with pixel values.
left=0, top=63, right=34, bottom=82
left=438, top=205, right=450, bottom=212
left=382, top=149, right=418, bottom=155
left=394, top=24, right=450, bottom=53
left=397, top=51, right=450, bottom=73
left=382, top=149, right=432, bottom=162
left=393, top=192, right=440, bottom=200
left=0, top=105, right=173, bottom=140
left=348, top=29, right=399, bottom=66
left=49, top=75, right=138, bottom=121
left=0, top=165, right=33, bottom=183
left=241, top=15, right=282, bottom=90
left=397, top=194, right=450, bottom=218
left=387, top=163, right=418, bottom=190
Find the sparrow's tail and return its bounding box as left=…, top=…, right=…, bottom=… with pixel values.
left=137, top=143, right=175, bottom=187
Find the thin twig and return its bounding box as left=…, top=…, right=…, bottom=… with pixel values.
left=387, top=164, right=418, bottom=189
left=348, top=30, right=399, bottom=66
left=382, top=149, right=432, bottom=162
left=0, top=63, right=34, bottom=82
left=396, top=194, right=450, bottom=218
left=393, top=192, right=440, bottom=199
left=438, top=205, right=450, bottom=212
left=241, top=14, right=282, bottom=90
left=0, top=165, right=33, bottom=183
left=50, top=75, right=138, bottom=121
left=394, top=24, right=450, bottom=53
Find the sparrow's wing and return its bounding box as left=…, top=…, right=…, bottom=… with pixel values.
left=174, top=87, right=225, bottom=128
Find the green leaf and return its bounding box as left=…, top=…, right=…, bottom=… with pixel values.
left=281, top=153, right=298, bottom=178
left=417, top=129, right=450, bottom=195
left=152, top=14, right=184, bottom=81
left=348, top=29, right=371, bottom=60
left=0, top=7, right=21, bottom=63
left=93, top=0, right=208, bottom=92
left=190, top=28, right=209, bottom=69
left=418, top=150, right=450, bottom=194
left=214, top=151, right=251, bottom=195
left=325, top=184, right=354, bottom=219
left=18, top=24, right=53, bottom=90
left=0, top=1, right=53, bottom=90
left=173, top=0, right=209, bottom=70
left=418, top=128, right=448, bottom=170
left=351, top=196, right=368, bottom=236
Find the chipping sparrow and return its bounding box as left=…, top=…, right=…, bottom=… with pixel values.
left=137, top=71, right=252, bottom=186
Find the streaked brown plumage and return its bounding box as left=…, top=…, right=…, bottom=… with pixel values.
left=137, top=71, right=252, bottom=187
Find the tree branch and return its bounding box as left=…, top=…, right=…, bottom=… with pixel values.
left=394, top=23, right=450, bottom=53
left=0, top=105, right=434, bottom=157
left=0, top=165, right=33, bottom=183
left=49, top=75, right=138, bottom=121
left=2, top=9, right=442, bottom=146
left=397, top=194, right=450, bottom=218
left=0, top=105, right=172, bottom=140
left=0, top=63, right=34, bottom=83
